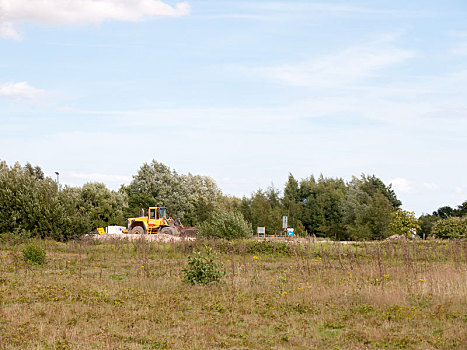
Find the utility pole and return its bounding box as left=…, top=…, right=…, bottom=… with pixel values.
left=55, top=171, right=60, bottom=191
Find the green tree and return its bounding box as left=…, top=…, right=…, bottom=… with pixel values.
left=341, top=175, right=396, bottom=240
left=388, top=209, right=420, bottom=237
left=0, top=160, right=127, bottom=240
left=0, top=161, right=62, bottom=236
left=81, top=182, right=127, bottom=229
left=248, top=187, right=283, bottom=235
left=433, top=206, right=454, bottom=219
left=432, top=217, right=467, bottom=239
left=283, top=174, right=306, bottom=235
left=418, top=214, right=439, bottom=238
left=125, top=160, right=220, bottom=225
left=367, top=175, right=401, bottom=209
left=299, top=175, right=347, bottom=238
left=418, top=201, right=466, bottom=239
left=199, top=208, right=253, bottom=239
left=453, top=201, right=467, bottom=217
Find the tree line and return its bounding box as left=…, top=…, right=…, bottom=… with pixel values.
left=0, top=159, right=465, bottom=240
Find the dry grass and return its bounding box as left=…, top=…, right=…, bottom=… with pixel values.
left=0, top=236, right=466, bottom=349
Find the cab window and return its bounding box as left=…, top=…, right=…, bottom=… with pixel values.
left=157, top=208, right=167, bottom=219
left=149, top=209, right=156, bottom=220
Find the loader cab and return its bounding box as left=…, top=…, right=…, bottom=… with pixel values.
left=148, top=207, right=168, bottom=220
left=147, top=206, right=168, bottom=228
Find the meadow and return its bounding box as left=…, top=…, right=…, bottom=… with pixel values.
left=0, top=236, right=466, bottom=349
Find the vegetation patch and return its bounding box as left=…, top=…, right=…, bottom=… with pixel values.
left=22, top=243, right=46, bottom=265
left=183, top=248, right=225, bottom=285
left=0, top=237, right=465, bottom=349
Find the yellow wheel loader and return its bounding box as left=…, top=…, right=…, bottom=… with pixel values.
left=123, top=206, right=184, bottom=235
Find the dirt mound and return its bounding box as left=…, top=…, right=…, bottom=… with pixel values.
left=385, top=234, right=406, bottom=241
left=180, top=227, right=199, bottom=237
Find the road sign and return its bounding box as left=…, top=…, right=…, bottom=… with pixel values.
left=282, top=216, right=288, bottom=229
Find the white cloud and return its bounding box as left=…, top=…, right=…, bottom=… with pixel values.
left=257, top=43, right=413, bottom=87
left=0, top=0, right=190, bottom=39
left=0, top=20, right=21, bottom=39
left=389, top=177, right=412, bottom=194
left=0, top=81, right=45, bottom=99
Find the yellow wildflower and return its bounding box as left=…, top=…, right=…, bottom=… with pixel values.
left=253, top=256, right=260, bottom=260
left=419, top=278, right=425, bottom=282
left=281, top=291, right=288, bottom=296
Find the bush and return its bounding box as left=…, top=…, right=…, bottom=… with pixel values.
left=432, top=217, right=467, bottom=239
left=199, top=209, right=253, bottom=240
left=388, top=209, right=420, bottom=237
left=22, top=244, right=46, bottom=265
left=183, top=248, right=225, bottom=285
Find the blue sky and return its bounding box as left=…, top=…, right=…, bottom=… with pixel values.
left=1, top=0, right=466, bottom=215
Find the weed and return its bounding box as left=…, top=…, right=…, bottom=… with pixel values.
left=109, top=274, right=125, bottom=280
left=356, top=304, right=374, bottom=314
left=22, top=244, right=46, bottom=265
left=182, top=247, right=225, bottom=285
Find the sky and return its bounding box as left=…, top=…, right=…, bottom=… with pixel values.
left=1, top=0, right=466, bottom=215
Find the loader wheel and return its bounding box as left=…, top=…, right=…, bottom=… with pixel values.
left=160, top=227, right=175, bottom=235
left=130, top=226, right=145, bottom=235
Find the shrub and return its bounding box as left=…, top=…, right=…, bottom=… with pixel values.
left=22, top=244, right=46, bottom=265
left=388, top=209, right=420, bottom=237
left=183, top=248, right=225, bottom=285
left=199, top=209, right=253, bottom=240
left=432, top=217, right=467, bottom=239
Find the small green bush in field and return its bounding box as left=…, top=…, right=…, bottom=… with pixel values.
left=183, top=248, right=225, bottom=285
left=22, top=244, right=46, bottom=265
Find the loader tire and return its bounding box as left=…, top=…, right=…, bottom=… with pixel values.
left=160, top=227, right=176, bottom=235
left=130, top=226, right=145, bottom=235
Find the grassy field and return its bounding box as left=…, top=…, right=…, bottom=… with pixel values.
left=0, top=236, right=466, bottom=349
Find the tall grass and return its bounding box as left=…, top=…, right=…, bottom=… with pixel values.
left=0, top=236, right=465, bottom=349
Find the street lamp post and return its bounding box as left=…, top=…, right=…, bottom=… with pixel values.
left=55, top=171, right=59, bottom=191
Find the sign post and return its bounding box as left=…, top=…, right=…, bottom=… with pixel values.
left=282, top=216, right=288, bottom=236
left=257, top=227, right=265, bottom=237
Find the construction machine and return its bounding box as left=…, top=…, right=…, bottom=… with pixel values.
left=124, top=206, right=183, bottom=235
